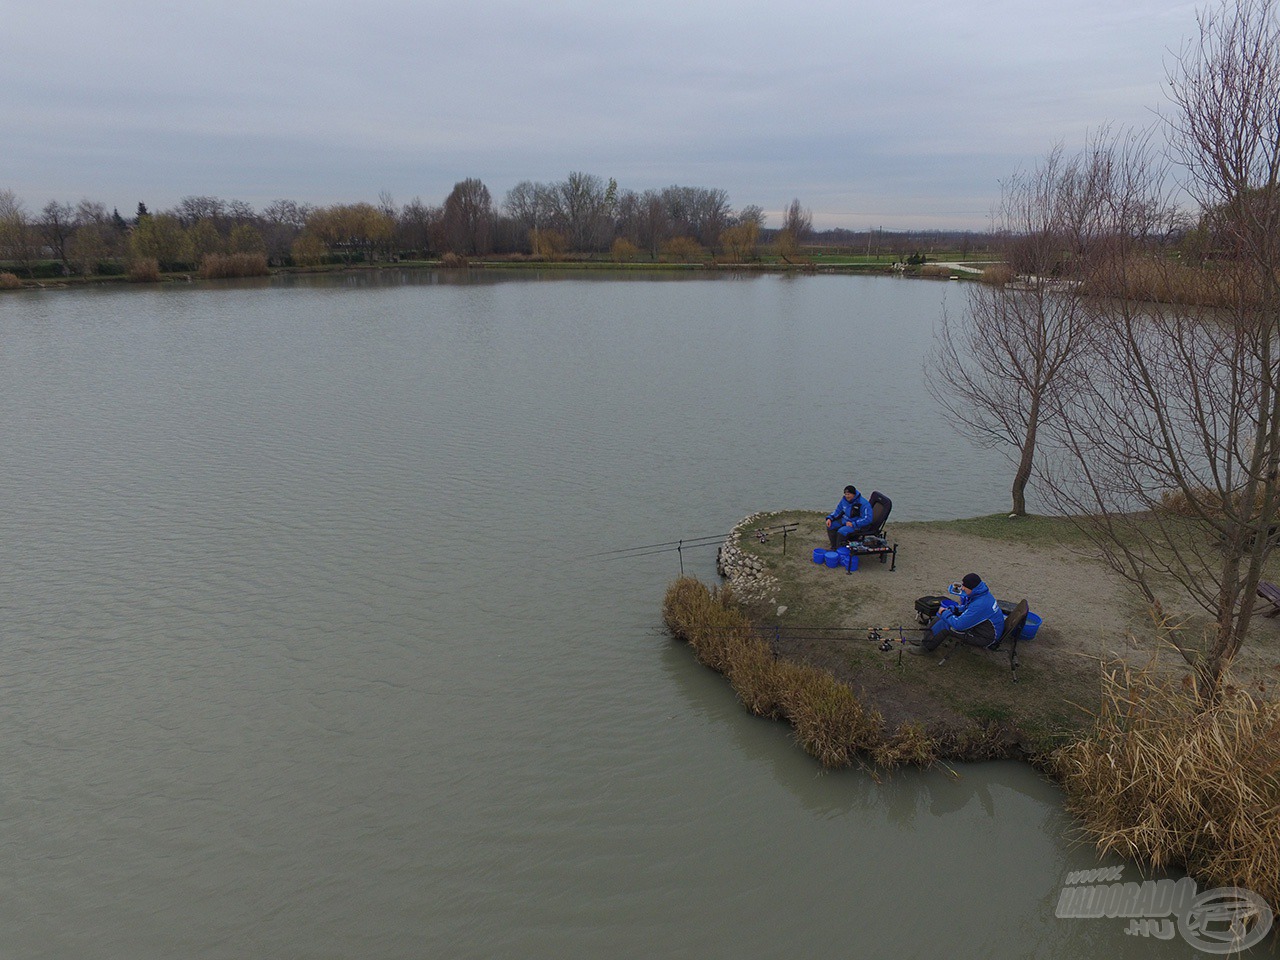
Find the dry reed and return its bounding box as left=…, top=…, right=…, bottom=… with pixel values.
left=0, top=272, right=21, bottom=290
left=197, top=253, right=270, bottom=279
left=979, top=264, right=1014, bottom=285
left=872, top=722, right=938, bottom=768
left=1084, top=257, right=1251, bottom=308
left=1051, top=663, right=1280, bottom=905
left=663, top=577, right=891, bottom=769
left=126, top=258, right=160, bottom=282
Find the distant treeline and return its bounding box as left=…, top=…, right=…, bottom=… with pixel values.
left=0, top=175, right=993, bottom=279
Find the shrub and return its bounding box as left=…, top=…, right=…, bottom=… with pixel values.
left=660, top=236, right=705, bottom=263
left=611, top=238, right=640, bottom=263
left=291, top=233, right=328, bottom=268
left=530, top=229, right=567, bottom=261
left=0, top=272, right=21, bottom=290
left=126, top=258, right=161, bottom=283
left=727, top=644, right=805, bottom=720
left=197, top=253, right=270, bottom=279
left=1158, top=483, right=1270, bottom=521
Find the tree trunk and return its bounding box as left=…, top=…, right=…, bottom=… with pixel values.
left=1011, top=394, right=1041, bottom=516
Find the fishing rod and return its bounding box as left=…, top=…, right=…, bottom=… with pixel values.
left=587, top=522, right=801, bottom=574
left=697, top=621, right=932, bottom=656
left=585, top=522, right=800, bottom=559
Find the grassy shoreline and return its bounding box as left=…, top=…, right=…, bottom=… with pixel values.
left=0, top=255, right=982, bottom=291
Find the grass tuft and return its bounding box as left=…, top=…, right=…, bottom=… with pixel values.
left=872, top=722, right=938, bottom=768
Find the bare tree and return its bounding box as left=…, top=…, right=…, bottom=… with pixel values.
left=0, top=190, right=37, bottom=276
left=926, top=136, right=1158, bottom=516
left=442, top=178, right=493, bottom=256
left=397, top=197, right=440, bottom=258
left=556, top=171, right=612, bottom=252
left=776, top=197, right=812, bottom=261
left=39, top=200, right=76, bottom=273
left=657, top=185, right=732, bottom=249
left=176, top=195, right=227, bottom=228
left=781, top=197, right=812, bottom=239
left=261, top=199, right=311, bottom=265
left=1039, top=0, right=1280, bottom=700
left=66, top=199, right=120, bottom=274
left=737, top=205, right=766, bottom=229
left=637, top=190, right=669, bottom=260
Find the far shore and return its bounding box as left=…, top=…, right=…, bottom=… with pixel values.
left=0, top=255, right=989, bottom=291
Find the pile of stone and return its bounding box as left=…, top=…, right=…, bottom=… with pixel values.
left=716, top=513, right=780, bottom=606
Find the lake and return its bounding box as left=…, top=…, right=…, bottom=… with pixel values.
left=0, top=271, right=1195, bottom=958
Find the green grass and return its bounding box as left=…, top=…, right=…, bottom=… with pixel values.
left=965, top=702, right=1013, bottom=724
left=919, top=513, right=1093, bottom=546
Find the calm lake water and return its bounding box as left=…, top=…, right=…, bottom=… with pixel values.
left=0, top=272, right=1204, bottom=958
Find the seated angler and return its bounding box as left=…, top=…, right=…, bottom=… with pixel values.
left=911, top=573, right=1006, bottom=654
left=825, top=484, right=874, bottom=551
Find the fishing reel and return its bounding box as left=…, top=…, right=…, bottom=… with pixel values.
left=867, top=627, right=894, bottom=652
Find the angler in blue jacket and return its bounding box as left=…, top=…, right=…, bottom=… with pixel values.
left=826, top=485, right=874, bottom=550
left=914, top=573, right=1006, bottom=653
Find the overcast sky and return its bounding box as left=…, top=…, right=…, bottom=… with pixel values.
left=2, top=0, right=1202, bottom=230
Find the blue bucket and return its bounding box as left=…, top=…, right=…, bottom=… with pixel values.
left=812, top=547, right=826, bottom=564
left=836, top=546, right=851, bottom=560
left=844, top=554, right=859, bottom=571
left=1020, top=612, right=1042, bottom=640
left=823, top=551, right=839, bottom=568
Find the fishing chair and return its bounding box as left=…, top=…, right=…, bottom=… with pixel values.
left=935, top=599, right=1029, bottom=683
left=844, top=491, right=898, bottom=571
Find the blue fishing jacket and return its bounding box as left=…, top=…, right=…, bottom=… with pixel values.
left=828, top=492, right=872, bottom=532
left=939, top=580, right=1005, bottom=639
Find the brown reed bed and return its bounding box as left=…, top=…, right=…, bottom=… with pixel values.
left=978, top=264, right=1014, bottom=285
left=663, top=576, right=892, bottom=770
left=126, top=258, right=161, bottom=283
left=1081, top=256, right=1254, bottom=309
left=197, top=253, right=270, bottom=280
left=1051, top=662, right=1280, bottom=906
